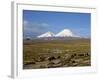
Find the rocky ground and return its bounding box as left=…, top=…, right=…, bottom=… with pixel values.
left=23, top=52, right=90, bottom=69
left=23, top=39, right=90, bottom=69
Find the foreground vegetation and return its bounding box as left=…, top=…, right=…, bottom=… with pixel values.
left=23, top=39, right=91, bottom=69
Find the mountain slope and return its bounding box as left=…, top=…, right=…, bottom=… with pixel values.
left=37, top=31, right=55, bottom=38
left=55, top=29, right=73, bottom=37
left=37, top=29, right=79, bottom=38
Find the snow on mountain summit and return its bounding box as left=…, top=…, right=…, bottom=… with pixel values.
left=37, top=29, right=79, bottom=38
left=37, top=31, right=55, bottom=38
left=55, top=29, right=73, bottom=37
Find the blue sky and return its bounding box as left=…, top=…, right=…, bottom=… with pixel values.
left=23, top=10, right=91, bottom=38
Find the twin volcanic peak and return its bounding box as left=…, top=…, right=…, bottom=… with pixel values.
left=37, top=29, right=79, bottom=38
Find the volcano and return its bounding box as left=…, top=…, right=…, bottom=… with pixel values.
left=37, top=31, right=55, bottom=38
left=55, top=29, right=73, bottom=37
left=37, top=29, right=79, bottom=38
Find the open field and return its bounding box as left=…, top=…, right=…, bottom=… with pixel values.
left=23, top=38, right=91, bottom=69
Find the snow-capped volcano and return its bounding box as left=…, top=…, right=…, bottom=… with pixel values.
left=37, top=31, right=55, bottom=38
left=37, top=29, right=79, bottom=38
left=55, top=29, right=73, bottom=37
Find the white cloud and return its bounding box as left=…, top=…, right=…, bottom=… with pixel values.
left=23, top=20, right=28, bottom=26
left=23, top=20, right=50, bottom=38
left=41, top=23, right=49, bottom=27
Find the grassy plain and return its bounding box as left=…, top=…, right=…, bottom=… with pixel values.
left=23, top=38, right=90, bottom=69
